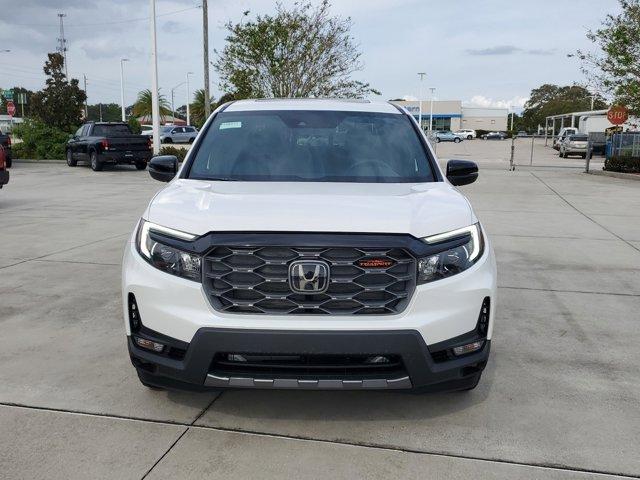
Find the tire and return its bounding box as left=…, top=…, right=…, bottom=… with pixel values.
left=135, top=161, right=147, bottom=170
left=581, top=154, right=587, bottom=159
left=454, top=137, right=461, bottom=143
left=66, top=149, right=77, bottom=167
left=5, top=156, right=11, bottom=168
left=163, top=137, right=172, bottom=144
left=188, top=137, right=195, bottom=144
left=90, top=150, right=103, bottom=171
left=467, top=135, right=472, bottom=140
left=435, top=137, right=441, bottom=143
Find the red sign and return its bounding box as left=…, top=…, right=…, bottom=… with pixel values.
left=607, top=105, right=628, bottom=125
left=6, top=101, right=15, bottom=117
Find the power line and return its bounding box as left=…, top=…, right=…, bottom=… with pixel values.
left=3, top=6, right=200, bottom=28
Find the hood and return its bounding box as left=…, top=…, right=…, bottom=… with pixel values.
left=147, top=180, right=475, bottom=239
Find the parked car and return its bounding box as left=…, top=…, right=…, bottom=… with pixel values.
left=140, top=125, right=153, bottom=136
left=160, top=125, right=198, bottom=144
left=516, top=131, right=528, bottom=137
left=455, top=129, right=476, bottom=140
left=0, top=145, right=9, bottom=189
left=124, top=99, right=497, bottom=393
left=66, top=122, right=153, bottom=171
left=553, top=127, right=578, bottom=150
left=432, top=130, right=462, bottom=143
left=558, top=134, right=588, bottom=158
left=0, top=128, right=11, bottom=168
left=482, top=131, right=506, bottom=140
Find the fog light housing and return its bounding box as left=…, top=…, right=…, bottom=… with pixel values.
left=134, top=336, right=165, bottom=353
left=452, top=340, right=484, bottom=357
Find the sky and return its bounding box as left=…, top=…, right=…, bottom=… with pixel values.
left=0, top=0, right=621, bottom=111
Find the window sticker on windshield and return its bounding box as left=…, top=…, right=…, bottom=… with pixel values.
left=220, top=121, right=242, bottom=130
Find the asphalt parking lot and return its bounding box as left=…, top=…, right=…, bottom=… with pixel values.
left=1, top=139, right=639, bottom=479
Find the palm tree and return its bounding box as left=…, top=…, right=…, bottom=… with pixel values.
left=132, top=89, right=171, bottom=122
left=189, top=89, right=215, bottom=127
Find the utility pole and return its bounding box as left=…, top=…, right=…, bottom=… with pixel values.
left=120, top=58, right=129, bottom=122
left=99, top=103, right=103, bottom=122
left=510, top=109, right=514, bottom=131
left=429, top=87, right=436, bottom=134
left=57, top=13, right=68, bottom=78
left=150, top=0, right=161, bottom=154
left=417, top=72, right=426, bottom=131
left=590, top=95, right=595, bottom=110
left=171, top=81, right=186, bottom=122
left=202, top=0, right=211, bottom=119
left=83, top=74, right=88, bottom=119
left=186, top=71, right=193, bottom=126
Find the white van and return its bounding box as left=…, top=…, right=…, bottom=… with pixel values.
left=553, top=127, right=578, bottom=150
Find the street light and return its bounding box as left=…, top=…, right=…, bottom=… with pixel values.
left=149, top=0, right=161, bottom=155
left=429, top=87, right=436, bottom=134
left=417, top=72, right=426, bottom=131
left=170, top=81, right=186, bottom=123
left=186, top=72, right=193, bottom=126
left=120, top=58, right=129, bottom=122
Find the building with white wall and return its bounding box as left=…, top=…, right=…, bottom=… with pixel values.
left=394, top=101, right=508, bottom=132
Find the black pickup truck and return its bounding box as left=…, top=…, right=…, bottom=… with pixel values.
left=0, top=129, right=11, bottom=168
left=66, top=122, right=152, bottom=171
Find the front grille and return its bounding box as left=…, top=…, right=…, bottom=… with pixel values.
left=210, top=353, right=406, bottom=379
left=203, top=246, right=416, bottom=315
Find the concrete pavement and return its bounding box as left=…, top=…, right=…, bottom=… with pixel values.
left=1, top=140, right=639, bottom=479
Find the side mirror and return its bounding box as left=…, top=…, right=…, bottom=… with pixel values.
left=149, top=155, right=178, bottom=182
left=446, top=159, right=478, bottom=186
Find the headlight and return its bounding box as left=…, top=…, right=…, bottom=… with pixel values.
left=417, top=223, right=484, bottom=284
left=136, top=220, right=201, bottom=282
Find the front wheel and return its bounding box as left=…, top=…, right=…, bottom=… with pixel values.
left=188, top=137, right=195, bottom=144
left=66, top=149, right=77, bottom=167
left=454, top=137, right=461, bottom=143
left=90, top=151, right=103, bottom=171
left=135, top=161, right=147, bottom=170
left=162, top=137, right=172, bottom=144
left=467, top=135, right=473, bottom=140
left=435, top=137, right=441, bottom=143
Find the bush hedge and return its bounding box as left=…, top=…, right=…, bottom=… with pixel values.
left=12, top=119, right=73, bottom=160
left=604, top=156, right=640, bottom=173
left=158, top=145, right=188, bottom=162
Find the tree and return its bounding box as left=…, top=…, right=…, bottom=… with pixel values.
left=214, top=1, right=379, bottom=98
left=521, top=84, right=607, bottom=131
left=86, top=103, right=121, bottom=122
left=189, top=89, right=215, bottom=127
left=29, top=53, right=86, bottom=130
left=132, top=89, right=171, bottom=121
left=574, top=0, right=640, bottom=113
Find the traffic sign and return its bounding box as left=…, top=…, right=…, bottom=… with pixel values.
left=607, top=105, right=629, bottom=125
left=2, top=89, right=13, bottom=100
left=6, top=101, right=15, bottom=117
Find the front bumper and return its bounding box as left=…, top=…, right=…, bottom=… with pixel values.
left=129, top=328, right=490, bottom=392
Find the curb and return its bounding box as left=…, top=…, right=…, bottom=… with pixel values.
left=13, top=158, right=66, bottom=164
left=589, top=170, right=640, bottom=181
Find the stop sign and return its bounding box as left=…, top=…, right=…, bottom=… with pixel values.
left=607, top=105, right=628, bottom=125
left=6, top=101, right=15, bottom=117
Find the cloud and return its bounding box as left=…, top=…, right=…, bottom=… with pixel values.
left=466, top=45, right=556, bottom=56
left=162, top=20, right=185, bottom=34
left=466, top=95, right=529, bottom=110
left=81, top=40, right=144, bottom=60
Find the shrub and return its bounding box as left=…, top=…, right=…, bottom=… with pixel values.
left=158, top=145, right=187, bottom=162
left=604, top=156, right=640, bottom=173
left=128, top=116, right=142, bottom=134
left=12, top=119, right=73, bottom=160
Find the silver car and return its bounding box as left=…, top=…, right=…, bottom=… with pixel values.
left=559, top=134, right=588, bottom=158
left=160, top=126, right=198, bottom=144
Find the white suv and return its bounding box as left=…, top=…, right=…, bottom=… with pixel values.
left=455, top=129, right=476, bottom=140
left=123, top=99, right=497, bottom=393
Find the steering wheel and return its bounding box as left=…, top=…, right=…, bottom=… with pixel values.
left=345, top=159, right=398, bottom=177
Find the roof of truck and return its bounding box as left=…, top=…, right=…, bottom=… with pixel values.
left=225, top=98, right=401, bottom=114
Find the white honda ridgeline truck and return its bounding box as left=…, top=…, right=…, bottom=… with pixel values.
left=123, top=99, right=497, bottom=393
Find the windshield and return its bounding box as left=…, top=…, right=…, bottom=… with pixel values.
left=186, top=110, right=435, bottom=183
left=569, top=135, right=588, bottom=140
left=93, top=124, right=132, bottom=136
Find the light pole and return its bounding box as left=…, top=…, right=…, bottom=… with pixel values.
left=202, top=0, right=211, bottom=119
left=417, top=73, right=426, bottom=131
left=171, top=81, right=186, bottom=123
left=119, top=58, right=129, bottom=121
left=186, top=72, right=193, bottom=126
left=509, top=106, right=514, bottom=132
left=429, top=87, right=436, bottom=134
left=150, top=0, right=161, bottom=154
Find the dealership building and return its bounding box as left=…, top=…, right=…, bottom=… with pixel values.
left=394, top=100, right=509, bottom=132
